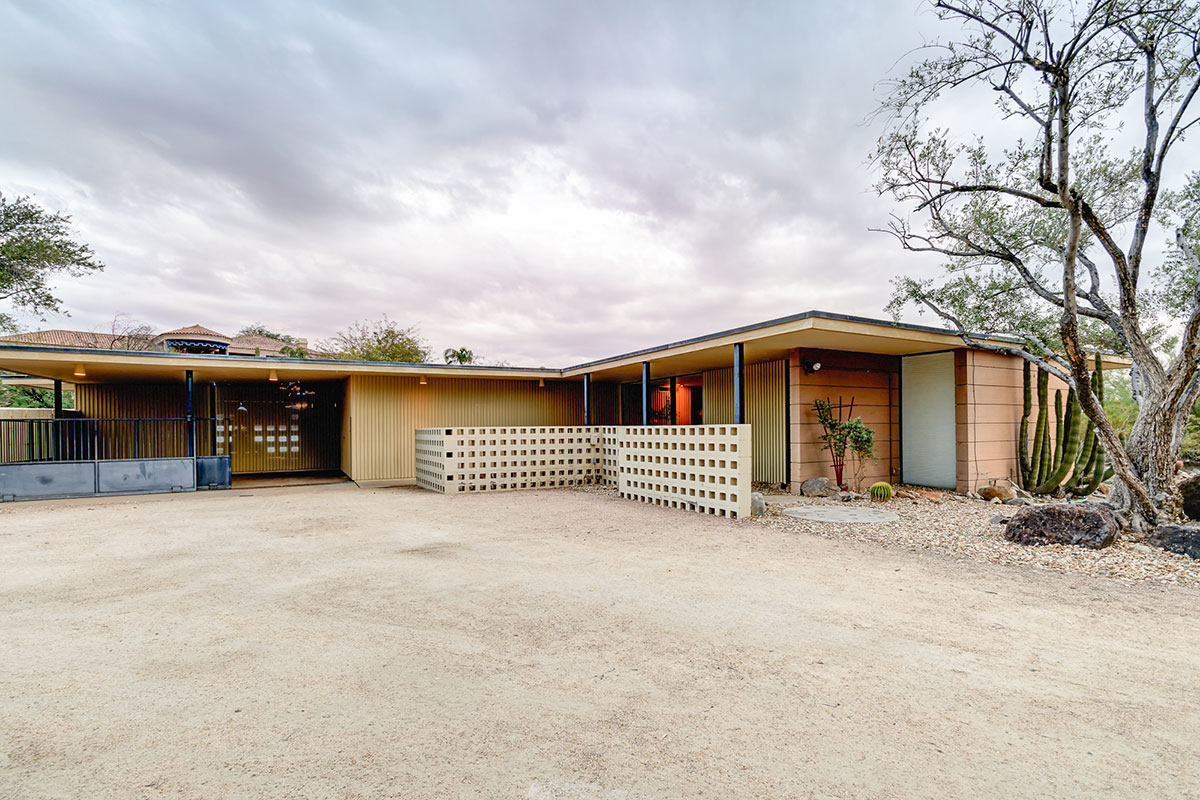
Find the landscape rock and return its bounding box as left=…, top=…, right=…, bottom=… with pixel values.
left=1148, top=523, right=1200, bottom=559
left=915, top=490, right=944, bottom=502
left=1004, top=497, right=1032, bottom=506
left=988, top=515, right=1010, bottom=525
left=751, top=492, right=766, bottom=516
left=800, top=477, right=840, bottom=498
left=978, top=484, right=1017, bottom=503
left=838, top=491, right=864, bottom=502
left=1180, top=474, right=1200, bottom=521
left=1003, top=503, right=1118, bottom=550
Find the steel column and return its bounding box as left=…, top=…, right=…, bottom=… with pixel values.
left=733, top=342, right=745, bottom=425
left=53, top=379, right=63, bottom=460
left=185, top=370, right=195, bottom=458
left=583, top=373, right=592, bottom=426
left=641, top=361, right=650, bottom=426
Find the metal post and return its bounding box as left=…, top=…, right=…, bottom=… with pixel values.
left=53, top=379, right=63, bottom=460
left=669, top=377, right=677, bottom=426
left=186, top=370, right=195, bottom=458
left=733, top=342, right=745, bottom=425
left=583, top=373, right=592, bottom=426
left=641, top=361, right=650, bottom=426
left=208, top=382, right=218, bottom=456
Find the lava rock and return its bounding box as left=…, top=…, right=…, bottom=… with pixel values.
left=1180, top=474, right=1200, bottom=521
left=800, top=477, right=840, bottom=497
left=751, top=492, right=766, bottom=516
left=1148, top=523, right=1200, bottom=559
left=1003, top=503, right=1118, bottom=549
left=979, top=484, right=1017, bottom=503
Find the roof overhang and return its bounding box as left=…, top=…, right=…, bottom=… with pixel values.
left=0, top=310, right=1131, bottom=386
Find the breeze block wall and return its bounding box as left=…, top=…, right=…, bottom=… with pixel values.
left=415, top=424, right=753, bottom=519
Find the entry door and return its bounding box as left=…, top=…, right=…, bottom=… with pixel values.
left=901, top=352, right=956, bottom=489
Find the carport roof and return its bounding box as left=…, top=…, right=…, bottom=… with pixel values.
left=0, top=310, right=1127, bottom=385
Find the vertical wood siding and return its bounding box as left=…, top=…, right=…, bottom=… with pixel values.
left=701, top=359, right=787, bottom=484
left=345, top=375, right=584, bottom=481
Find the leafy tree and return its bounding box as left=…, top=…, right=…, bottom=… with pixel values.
left=318, top=316, right=430, bottom=363
left=0, top=193, right=103, bottom=330
left=875, top=0, right=1200, bottom=529
left=812, top=399, right=877, bottom=490
left=0, top=374, right=74, bottom=409
left=237, top=324, right=296, bottom=343
left=443, top=347, right=477, bottom=364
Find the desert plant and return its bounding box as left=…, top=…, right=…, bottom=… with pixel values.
left=869, top=482, right=893, bottom=502
left=1017, top=356, right=1112, bottom=496
left=812, top=397, right=876, bottom=490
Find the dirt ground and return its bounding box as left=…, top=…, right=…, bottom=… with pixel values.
left=1, top=485, right=1198, bottom=799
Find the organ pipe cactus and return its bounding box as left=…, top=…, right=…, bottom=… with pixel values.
left=1018, top=354, right=1110, bottom=497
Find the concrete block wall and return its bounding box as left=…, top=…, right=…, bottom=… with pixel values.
left=415, top=424, right=753, bottom=519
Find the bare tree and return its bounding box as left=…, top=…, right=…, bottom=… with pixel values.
left=101, top=313, right=158, bottom=350
left=875, top=0, right=1200, bottom=530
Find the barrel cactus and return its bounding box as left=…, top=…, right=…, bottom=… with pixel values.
left=869, top=482, right=893, bottom=502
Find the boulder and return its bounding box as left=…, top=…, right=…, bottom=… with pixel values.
left=1003, top=503, right=1118, bottom=549
left=1180, top=474, right=1200, bottom=521
left=1148, top=523, right=1200, bottom=559
left=978, top=484, right=1017, bottom=503
left=800, top=477, right=840, bottom=497
left=751, top=492, right=767, bottom=516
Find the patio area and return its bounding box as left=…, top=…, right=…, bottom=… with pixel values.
left=1, top=484, right=1198, bottom=798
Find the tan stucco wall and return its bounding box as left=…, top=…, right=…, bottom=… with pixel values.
left=789, top=348, right=900, bottom=491
left=344, top=374, right=583, bottom=482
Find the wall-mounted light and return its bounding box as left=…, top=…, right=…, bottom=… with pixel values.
left=538, top=378, right=546, bottom=388
left=419, top=375, right=428, bottom=385
left=802, top=361, right=822, bottom=374
left=268, top=369, right=279, bottom=382
left=73, top=364, right=87, bottom=378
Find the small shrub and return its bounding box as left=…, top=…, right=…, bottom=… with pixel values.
left=869, top=482, right=893, bottom=502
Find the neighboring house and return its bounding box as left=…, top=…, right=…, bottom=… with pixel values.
left=0, top=310, right=1126, bottom=497
left=0, top=324, right=310, bottom=358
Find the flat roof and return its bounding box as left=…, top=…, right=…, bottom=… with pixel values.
left=0, top=310, right=1127, bottom=385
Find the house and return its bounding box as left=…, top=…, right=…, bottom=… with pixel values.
left=0, top=310, right=1124, bottom=501
left=0, top=324, right=310, bottom=357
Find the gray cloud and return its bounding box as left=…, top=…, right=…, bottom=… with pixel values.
left=0, top=0, right=943, bottom=366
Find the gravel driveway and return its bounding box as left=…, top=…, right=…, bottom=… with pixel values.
left=2, top=484, right=1198, bottom=799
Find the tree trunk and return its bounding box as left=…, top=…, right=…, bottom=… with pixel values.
left=1108, top=396, right=1185, bottom=529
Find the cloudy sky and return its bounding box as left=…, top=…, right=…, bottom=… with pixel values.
left=0, top=1, right=947, bottom=366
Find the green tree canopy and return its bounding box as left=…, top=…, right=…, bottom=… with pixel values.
left=443, top=347, right=477, bottom=364
left=237, top=324, right=295, bottom=343
left=0, top=193, right=103, bottom=331
left=319, top=317, right=430, bottom=363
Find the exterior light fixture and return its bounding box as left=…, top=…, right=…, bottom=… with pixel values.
left=802, top=361, right=822, bottom=374
left=539, top=378, right=546, bottom=388
left=73, top=364, right=86, bottom=377
left=268, top=370, right=279, bottom=382
left=419, top=375, right=428, bottom=385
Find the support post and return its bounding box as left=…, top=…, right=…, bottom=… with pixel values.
left=670, top=377, right=677, bottom=426
left=733, top=342, right=745, bottom=425
left=641, top=361, right=650, bottom=426
left=583, top=373, right=592, bottom=426
left=53, top=379, right=63, bottom=460
left=186, top=369, right=195, bottom=458
left=208, top=382, right=217, bottom=456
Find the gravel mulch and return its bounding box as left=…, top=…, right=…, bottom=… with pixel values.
left=750, top=490, right=1200, bottom=588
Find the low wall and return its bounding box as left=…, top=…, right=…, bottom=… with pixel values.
left=416, top=424, right=752, bottom=519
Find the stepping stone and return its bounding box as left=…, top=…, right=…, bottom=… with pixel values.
left=783, top=506, right=900, bottom=524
